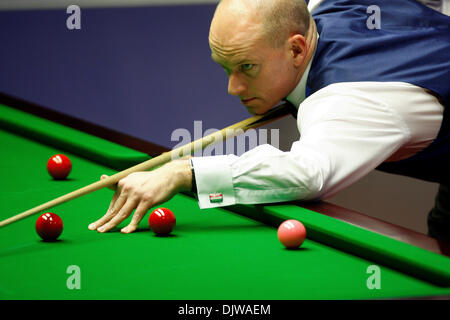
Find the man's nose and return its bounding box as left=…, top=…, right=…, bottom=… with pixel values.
left=228, top=73, right=247, bottom=97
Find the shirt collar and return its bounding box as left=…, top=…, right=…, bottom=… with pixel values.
left=286, top=33, right=319, bottom=108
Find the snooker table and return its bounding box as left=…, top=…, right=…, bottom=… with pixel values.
left=1, top=95, right=450, bottom=300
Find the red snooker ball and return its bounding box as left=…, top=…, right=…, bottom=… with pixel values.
left=47, top=154, right=72, bottom=180
left=149, top=208, right=176, bottom=236
left=277, top=219, right=307, bottom=249
left=36, top=212, right=63, bottom=241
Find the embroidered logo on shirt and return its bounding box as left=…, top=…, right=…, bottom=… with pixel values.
left=209, top=193, right=223, bottom=203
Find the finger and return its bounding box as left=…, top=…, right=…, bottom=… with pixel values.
left=121, top=201, right=152, bottom=234
left=95, top=192, right=128, bottom=230
left=88, top=191, right=118, bottom=230
left=100, top=174, right=117, bottom=191
left=97, top=197, right=139, bottom=233
left=88, top=191, right=126, bottom=230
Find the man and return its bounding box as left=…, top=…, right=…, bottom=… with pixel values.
left=88, top=0, right=450, bottom=241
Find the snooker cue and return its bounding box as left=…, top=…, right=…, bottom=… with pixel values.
left=0, top=102, right=294, bottom=228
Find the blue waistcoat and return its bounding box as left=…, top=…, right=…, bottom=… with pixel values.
left=307, top=0, right=450, bottom=184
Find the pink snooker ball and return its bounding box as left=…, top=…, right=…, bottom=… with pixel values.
left=277, top=220, right=307, bottom=249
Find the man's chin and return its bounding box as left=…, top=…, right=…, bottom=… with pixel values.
left=243, top=101, right=273, bottom=115
left=245, top=107, right=258, bottom=115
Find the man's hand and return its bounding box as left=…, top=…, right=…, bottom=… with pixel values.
left=88, top=159, right=192, bottom=234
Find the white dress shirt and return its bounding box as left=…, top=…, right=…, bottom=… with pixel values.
left=190, top=1, right=445, bottom=209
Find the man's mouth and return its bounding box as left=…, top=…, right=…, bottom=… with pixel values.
left=241, top=97, right=257, bottom=104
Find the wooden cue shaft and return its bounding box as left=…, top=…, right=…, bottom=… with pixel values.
left=0, top=102, right=292, bottom=228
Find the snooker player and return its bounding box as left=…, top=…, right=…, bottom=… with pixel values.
left=88, top=0, right=450, bottom=242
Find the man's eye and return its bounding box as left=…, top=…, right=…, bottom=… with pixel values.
left=240, top=64, right=254, bottom=72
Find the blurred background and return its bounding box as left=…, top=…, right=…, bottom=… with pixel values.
left=0, top=0, right=447, bottom=234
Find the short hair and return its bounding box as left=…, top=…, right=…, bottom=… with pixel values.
left=216, top=0, right=311, bottom=48
left=260, top=0, right=311, bottom=48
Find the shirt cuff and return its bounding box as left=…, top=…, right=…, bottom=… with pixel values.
left=191, top=155, right=236, bottom=209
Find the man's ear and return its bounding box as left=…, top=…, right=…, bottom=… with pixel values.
left=288, top=34, right=307, bottom=67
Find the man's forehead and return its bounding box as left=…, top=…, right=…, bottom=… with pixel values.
left=210, top=0, right=264, bottom=40
left=209, top=22, right=264, bottom=61
left=208, top=0, right=269, bottom=65
left=210, top=15, right=261, bottom=42
left=209, top=35, right=262, bottom=66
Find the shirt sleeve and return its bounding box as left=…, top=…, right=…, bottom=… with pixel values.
left=191, top=82, right=443, bottom=209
